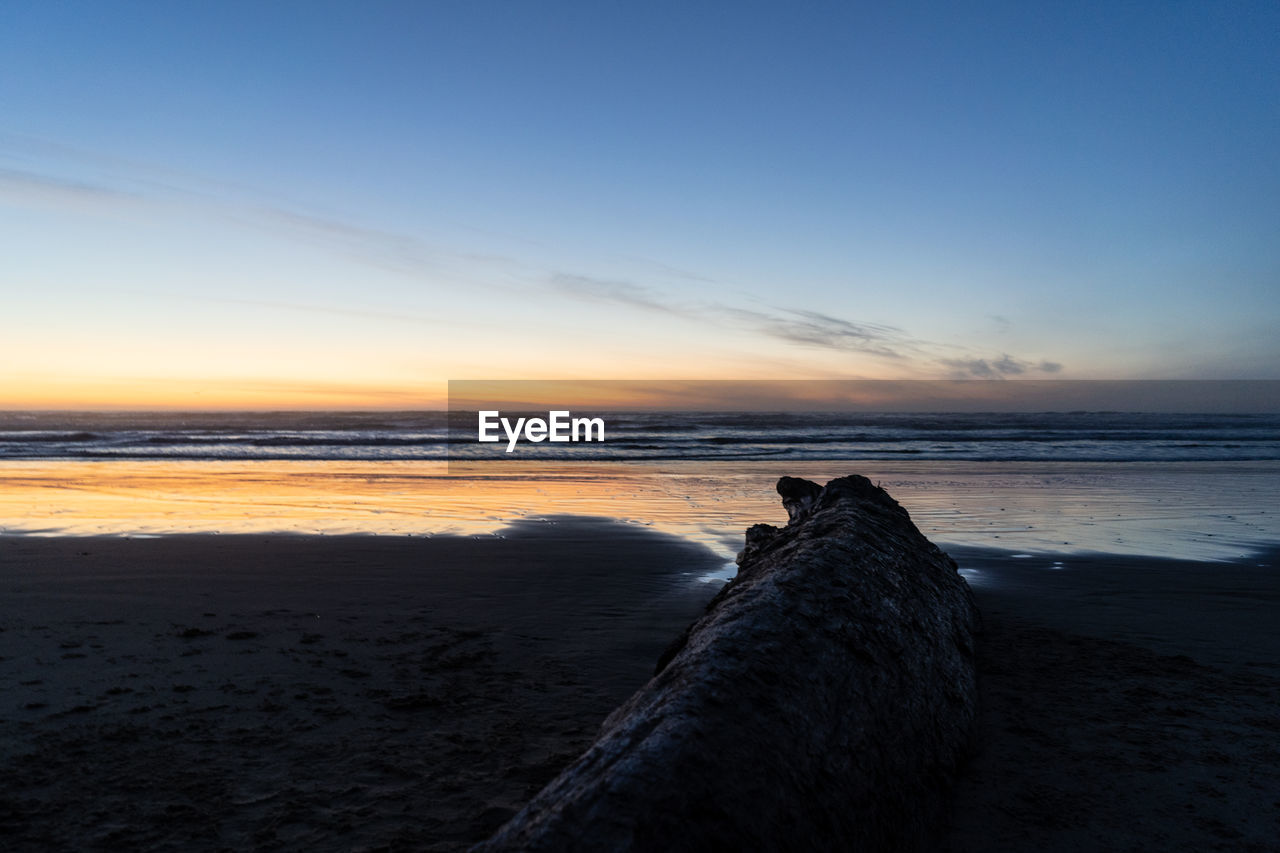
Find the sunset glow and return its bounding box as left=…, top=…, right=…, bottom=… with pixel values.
left=4, top=6, right=1280, bottom=849
left=3, top=3, right=1277, bottom=410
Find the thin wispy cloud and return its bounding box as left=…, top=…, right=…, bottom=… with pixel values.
left=550, top=272, right=911, bottom=358
left=718, top=307, right=908, bottom=360
left=552, top=271, right=1066, bottom=376
left=247, top=205, right=463, bottom=281
left=941, top=355, right=1063, bottom=379
left=0, top=167, right=141, bottom=209
left=5, top=138, right=1067, bottom=381
left=1, top=138, right=530, bottom=293
left=550, top=274, right=684, bottom=315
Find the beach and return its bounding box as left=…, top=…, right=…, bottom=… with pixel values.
left=941, top=546, right=1280, bottom=852
left=3, top=451, right=1280, bottom=849
left=0, top=526, right=724, bottom=850
left=4, top=529, right=1279, bottom=850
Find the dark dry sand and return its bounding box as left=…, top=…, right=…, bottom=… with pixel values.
left=4, top=525, right=1280, bottom=851
left=939, top=545, right=1280, bottom=852
left=0, top=520, right=724, bottom=851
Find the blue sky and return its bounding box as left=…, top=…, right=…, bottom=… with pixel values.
left=1, top=1, right=1277, bottom=407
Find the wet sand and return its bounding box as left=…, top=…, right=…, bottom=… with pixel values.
left=0, top=522, right=724, bottom=851
left=3, top=528, right=1279, bottom=850
left=940, top=546, right=1280, bottom=852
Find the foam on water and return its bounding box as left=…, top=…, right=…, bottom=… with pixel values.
left=2, top=411, right=1278, bottom=463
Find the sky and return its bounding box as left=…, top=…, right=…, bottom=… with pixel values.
left=1, top=1, right=1277, bottom=409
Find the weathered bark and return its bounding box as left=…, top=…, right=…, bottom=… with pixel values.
left=474, top=475, right=978, bottom=852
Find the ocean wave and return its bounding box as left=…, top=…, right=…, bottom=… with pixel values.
left=0, top=431, right=101, bottom=442
left=1, top=411, right=1277, bottom=463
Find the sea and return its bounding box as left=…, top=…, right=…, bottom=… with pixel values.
left=1, top=410, right=1278, bottom=463
left=1, top=410, right=1278, bottom=568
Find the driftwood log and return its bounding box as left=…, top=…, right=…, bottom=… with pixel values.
left=474, top=475, right=978, bottom=851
